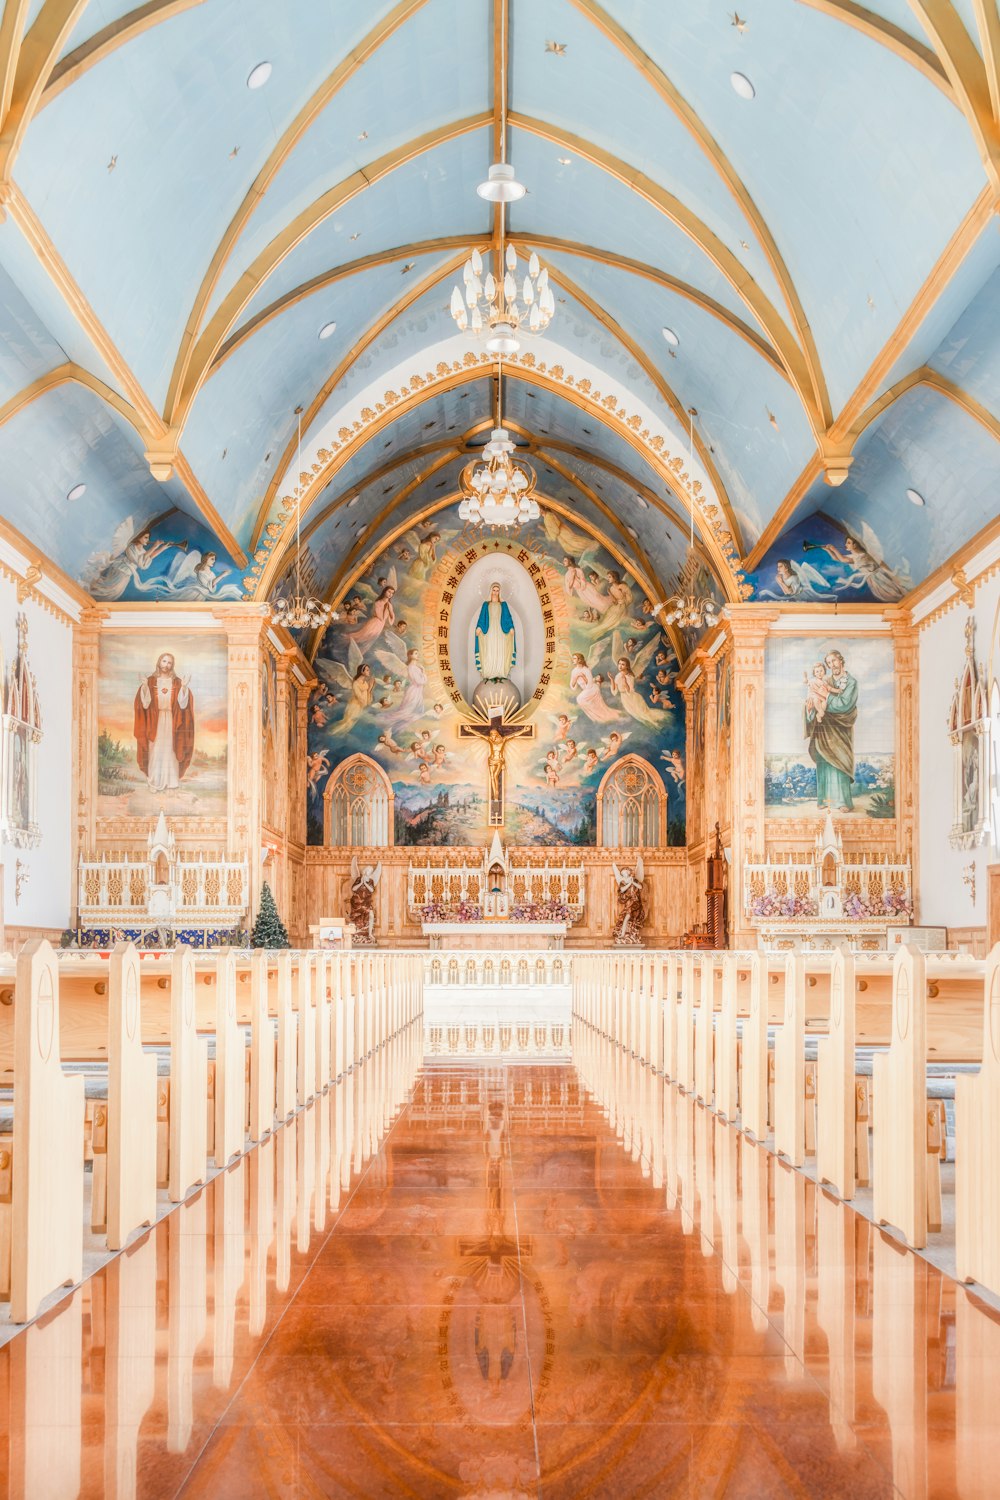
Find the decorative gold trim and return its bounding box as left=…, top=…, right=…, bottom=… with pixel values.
left=248, top=250, right=470, bottom=549
left=905, top=0, right=1000, bottom=192
left=40, top=0, right=207, bottom=107
left=971, top=0, right=1000, bottom=122
left=167, top=111, right=489, bottom=433
left=0, top=512, right=86, bottom=621
left=508, top=112, right=825, bottom=438
left=567, top=0, right=832, bottom=426
left=0, top=0, right=30, bottom=125
left=907, top=509, right=1000, bottom=626
left=547, top=258, right=745, bottom=554
left=795, top=1, right=954, bottom=98
left=0, top=359, right=152, bottom=438
left=248, top=352, right=750, bottom=602
left=742, top=453, right=822, bottom=571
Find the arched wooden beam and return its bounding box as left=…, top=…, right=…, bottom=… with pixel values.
left=795, top=1, right=954, bottom=98
left=0, top=0, right=89, bottom=181
left=39, top=0, right=207, bottom=106
left=0, top=360, right=152, bottom=438
left=905, top=0, right=1000, bottom=191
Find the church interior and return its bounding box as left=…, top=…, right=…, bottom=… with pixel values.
left=0, top=0, right=999, bottom=1494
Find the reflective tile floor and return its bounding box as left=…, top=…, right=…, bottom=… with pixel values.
left=2, top=1022, right=999, bottom=1498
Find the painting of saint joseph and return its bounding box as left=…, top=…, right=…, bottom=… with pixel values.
left=804, top=649, right=858, bottom=812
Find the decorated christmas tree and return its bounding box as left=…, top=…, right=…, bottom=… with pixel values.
left=250, top=881, right=289, bottom=949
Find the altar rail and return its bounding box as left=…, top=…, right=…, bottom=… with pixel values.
left=424, top=952, right=572, bottom=987
left=78, top=850, right=249, bottom=932
left=407, top=859, right=585, bottom=916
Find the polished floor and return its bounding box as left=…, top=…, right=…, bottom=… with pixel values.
left=1, top=1021, right=998, bottom=1498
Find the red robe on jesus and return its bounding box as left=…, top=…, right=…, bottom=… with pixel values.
left=133, top=672, right=195, bottom=780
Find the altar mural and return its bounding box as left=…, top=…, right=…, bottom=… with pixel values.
left=306, top=505, right=686, bottom=847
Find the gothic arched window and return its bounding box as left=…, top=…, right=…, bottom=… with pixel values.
left=322, top=755, right=394, bottom=847
left=597, top=755, right=665, bottom=848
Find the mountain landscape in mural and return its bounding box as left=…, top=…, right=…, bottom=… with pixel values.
left=306, top=506, right=686, bottom=847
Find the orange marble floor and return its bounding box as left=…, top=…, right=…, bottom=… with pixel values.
left=1, top=1023, right=999, bottom=1499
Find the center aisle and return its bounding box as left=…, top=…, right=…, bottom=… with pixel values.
left=3, top=1026, right=998, bottom=1497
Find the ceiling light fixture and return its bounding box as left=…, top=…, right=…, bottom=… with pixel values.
left=268, top=407, right=337, bottom=632
left=906, top=487, right=926, bottom=507
left=458, top=358, right=540, bottom=530
left=730, top=71, right=755, bottom=99
left=661, top=326, right=679, bottom=347
left=452, top=14, right=554, bottom=352
left=660, top=408, right=720, bottom=632
left=318, top=320, right=337, bottom=340
left=246, top=61, right=272, bottom=90
left=66, top=483, right=86, bottom=501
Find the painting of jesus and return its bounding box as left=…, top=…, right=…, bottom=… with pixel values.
left=133, top=652, right=195, bottom=791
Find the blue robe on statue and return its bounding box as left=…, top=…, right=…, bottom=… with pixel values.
left=474, top=600, right=516, bottom=677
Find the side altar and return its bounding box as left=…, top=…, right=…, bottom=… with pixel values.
left=409, top=833, right=584, bottom=948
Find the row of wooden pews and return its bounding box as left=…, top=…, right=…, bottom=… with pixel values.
left=573, top=943, right=1000, bottom=1298
left=0, top=939, right=423, bottom=1323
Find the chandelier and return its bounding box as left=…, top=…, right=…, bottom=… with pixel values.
left=268, top=407, right=337, bottom=632
left=449, top=16, right=554, bottom=355
left=458, top=362, right=540, bottom=529
left=660, top=408, right=721, bottom=632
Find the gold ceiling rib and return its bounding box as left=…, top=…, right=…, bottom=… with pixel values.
left=165, top=112, right=491, bottom=439
left=254, top=362, right=740, bottom=603
left=0, top=359, right=151, bottom=438
left=247, top=249, right=471, bottom=552
left=902, top=506, right=1000, bottom=614
left=795, top=0, right=954, bottom=97
left=527, top=435, right=697, bottom=539
left=40, top=0, right=208, bottom=107
left=513, top=236, right=786, bottom=374
left=213, top=237, right=489, bottom=372
left=164, top=0, right=433, bottom=426
left=971, top=0, right=1000, bottom=121
left=0, top=0, right=88, bottom=182
left=843, top=363, right=1000, bottom=444
left=547, top=258, right=744, bottom=555
left=0, top=0, right=30, bottom=125
left=569, top=0, right=832, bottom=429
left=906, top=0, right=1000, bottom=192
left=508, top=112, right=826, bottom=442
left=742, top=452, right=822, bottom=571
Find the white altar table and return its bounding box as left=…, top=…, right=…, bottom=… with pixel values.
left=422, top=920, right=567, bottom=950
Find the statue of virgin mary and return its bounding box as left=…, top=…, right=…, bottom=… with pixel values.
left=474, top=582, right=517, bottom=681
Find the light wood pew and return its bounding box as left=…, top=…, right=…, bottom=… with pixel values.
left=249, top=950, right=276, bottom=1141
left=773, top=953, right=808, bottom=1167
left=675, top=953, right=696, bottom=1093
left=106, top=943, right=157, bottom=1251
left=167, top=946, right=209, bottom=1204
left=694, top=954, right=716, bottom=1106
left=295, top=954, right=316, bottom=1108
left=956, top=942, right=1000, bottom=1295
left=6, top=940, right=85, bottom=1322
left=872, top=945, right=934, bottom=1249
left=8, top=1277, right=83, bottom=1494
left=103, top=1232, right=157, bottom=1499
left=816, top=947, right=858, bottom=1200
left=167, top=1192, right=206, bottom=1453
left=714, top=953, right=741, bottom=1123
left=214, top=950, right=245, bottom=1169
left=739, top=951, right=768, bottom=1142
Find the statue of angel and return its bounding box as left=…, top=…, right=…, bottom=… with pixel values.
left=611, top=857, right=646, bottom=947
left=347, top=856, right=382, bottom=946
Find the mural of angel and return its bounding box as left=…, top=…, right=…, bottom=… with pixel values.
left=347, top=857, right=381, bottom=945
left=86, top=518, right=187, bottom=600
left=804, top=523, right=910, bottom=602
left=612, top=858, right=646, bottom=946
left=661, top=748, right=685, bottom=783
left=345, top=575, right=396, bottom=654
left=600, top=730, right=629, bottom=760
left=154, top=549, right=242, bottom=601
left=397, top=528, right=441, bottom=580
left=757, top=557, right=835, bottom=601
left=543, top=511, right=596, bottom=558
left=306, top=750, right=329, bottom=794
left=315, top=652, right=374, bottom=733
left=375, top=633, right=427, bottom=723
left=570, top=650, right=620, bottom=723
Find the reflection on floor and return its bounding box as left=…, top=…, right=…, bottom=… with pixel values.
left=1, top=1020, right=999, bottom=1498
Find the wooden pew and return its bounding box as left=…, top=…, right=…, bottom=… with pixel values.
left=694, top=954, right=716, bottom=1106
left=773, top=953, right=807, bottom=1167
left=956, top=942, right=1000, bottom=1294
left=816, top=946, right=858, bottom=1200
left=167, top=946, right=209, bottom=1204
left=213, top=950, right=245, bottom=1169
left=249, top=950, right=276, bottom=1141
left=871, top=945, right=933, bottom=1248
left=106, top=943, right=157, bottom=1251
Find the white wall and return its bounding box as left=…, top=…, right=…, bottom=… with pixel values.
left=918, top=572, right=1000, bottom=929
left=0, top=572, right=74, bottom=933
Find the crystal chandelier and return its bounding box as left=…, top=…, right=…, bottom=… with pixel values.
left=269, top=407, right=337, bottom=632
left=661, top=408, right=720, bottom=631
left=449, top=16, right=554, bottom=355
left=458, top=362, right=540, bottom=529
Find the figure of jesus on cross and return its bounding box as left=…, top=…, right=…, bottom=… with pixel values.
left=459, top=714, right=534, bottom=826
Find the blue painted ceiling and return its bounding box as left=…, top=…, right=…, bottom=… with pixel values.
left=0, top=0, right=997, bottom=642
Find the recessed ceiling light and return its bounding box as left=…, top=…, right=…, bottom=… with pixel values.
left=906, top=487, right=925, bottom=507
left=635, top=495, right=648, bottom=509
left=730, top=71, right=755, bottom=100
left=627, top=526, right=638, bottom=539
left=661, top=326, right=679, bottom=347
left=347, top=496, right=360, bottom=508
left=557, top=156, right=572, bottom=166
left=247, top=61, right=272, bottom=90
left=66, top=482, right=86, bottom=501
left=318, top=320, right=337, bottom=340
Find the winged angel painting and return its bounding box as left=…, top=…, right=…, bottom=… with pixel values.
left=305, top=507, right=687, bottom=848
left=752, top=515, right=911, bottom=604
left=85, top=514, right=243, bottom=602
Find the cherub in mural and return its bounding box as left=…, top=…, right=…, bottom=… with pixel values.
left=661, top=748, right=685, bottom=784
left=397, top=528, right=441, bottom=581
left=87, top=518, right=188, bottom=601
left=376, top=730, right=407, bottom=757
left=154, top=549, right=242, bottom=601
left=757, top=556, right=835, bottom=601
left=600, top=730, right=629, bottom=761
left=306, top=750, right=329, bottom=794
left=570, top=650, right=620, bottom=724
left=610, top=631, right=660, bottom=684
left=804, top=523, right=910, bottom=602
left=582, top=747, right=600, bottom=775
left=549, top=712, right=574, bottom=742
left=133, top=652, right=194, bottom=792
left=543, top=750, right=561, bottom=786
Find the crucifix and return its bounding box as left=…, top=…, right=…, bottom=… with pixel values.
left=459, top=714, right=535, bottom=827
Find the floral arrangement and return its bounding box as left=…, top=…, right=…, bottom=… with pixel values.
left=843, top=889, right=914, bottom=920
left=749, top=890, right=819, bottom=920
left=510, top=900, right=572, bottom=923
left=419, top=901, right=482, bottom=923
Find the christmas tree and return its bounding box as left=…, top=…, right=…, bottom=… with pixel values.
left=250, top=881, right=289, bottom=948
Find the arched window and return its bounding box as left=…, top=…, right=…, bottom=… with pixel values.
left=597, top=755, right=665, bottom=848
left=322, top=755, right=394, bottom=847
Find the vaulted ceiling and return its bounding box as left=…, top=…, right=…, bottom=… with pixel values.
left=0, top=0, right=998, bottom=647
